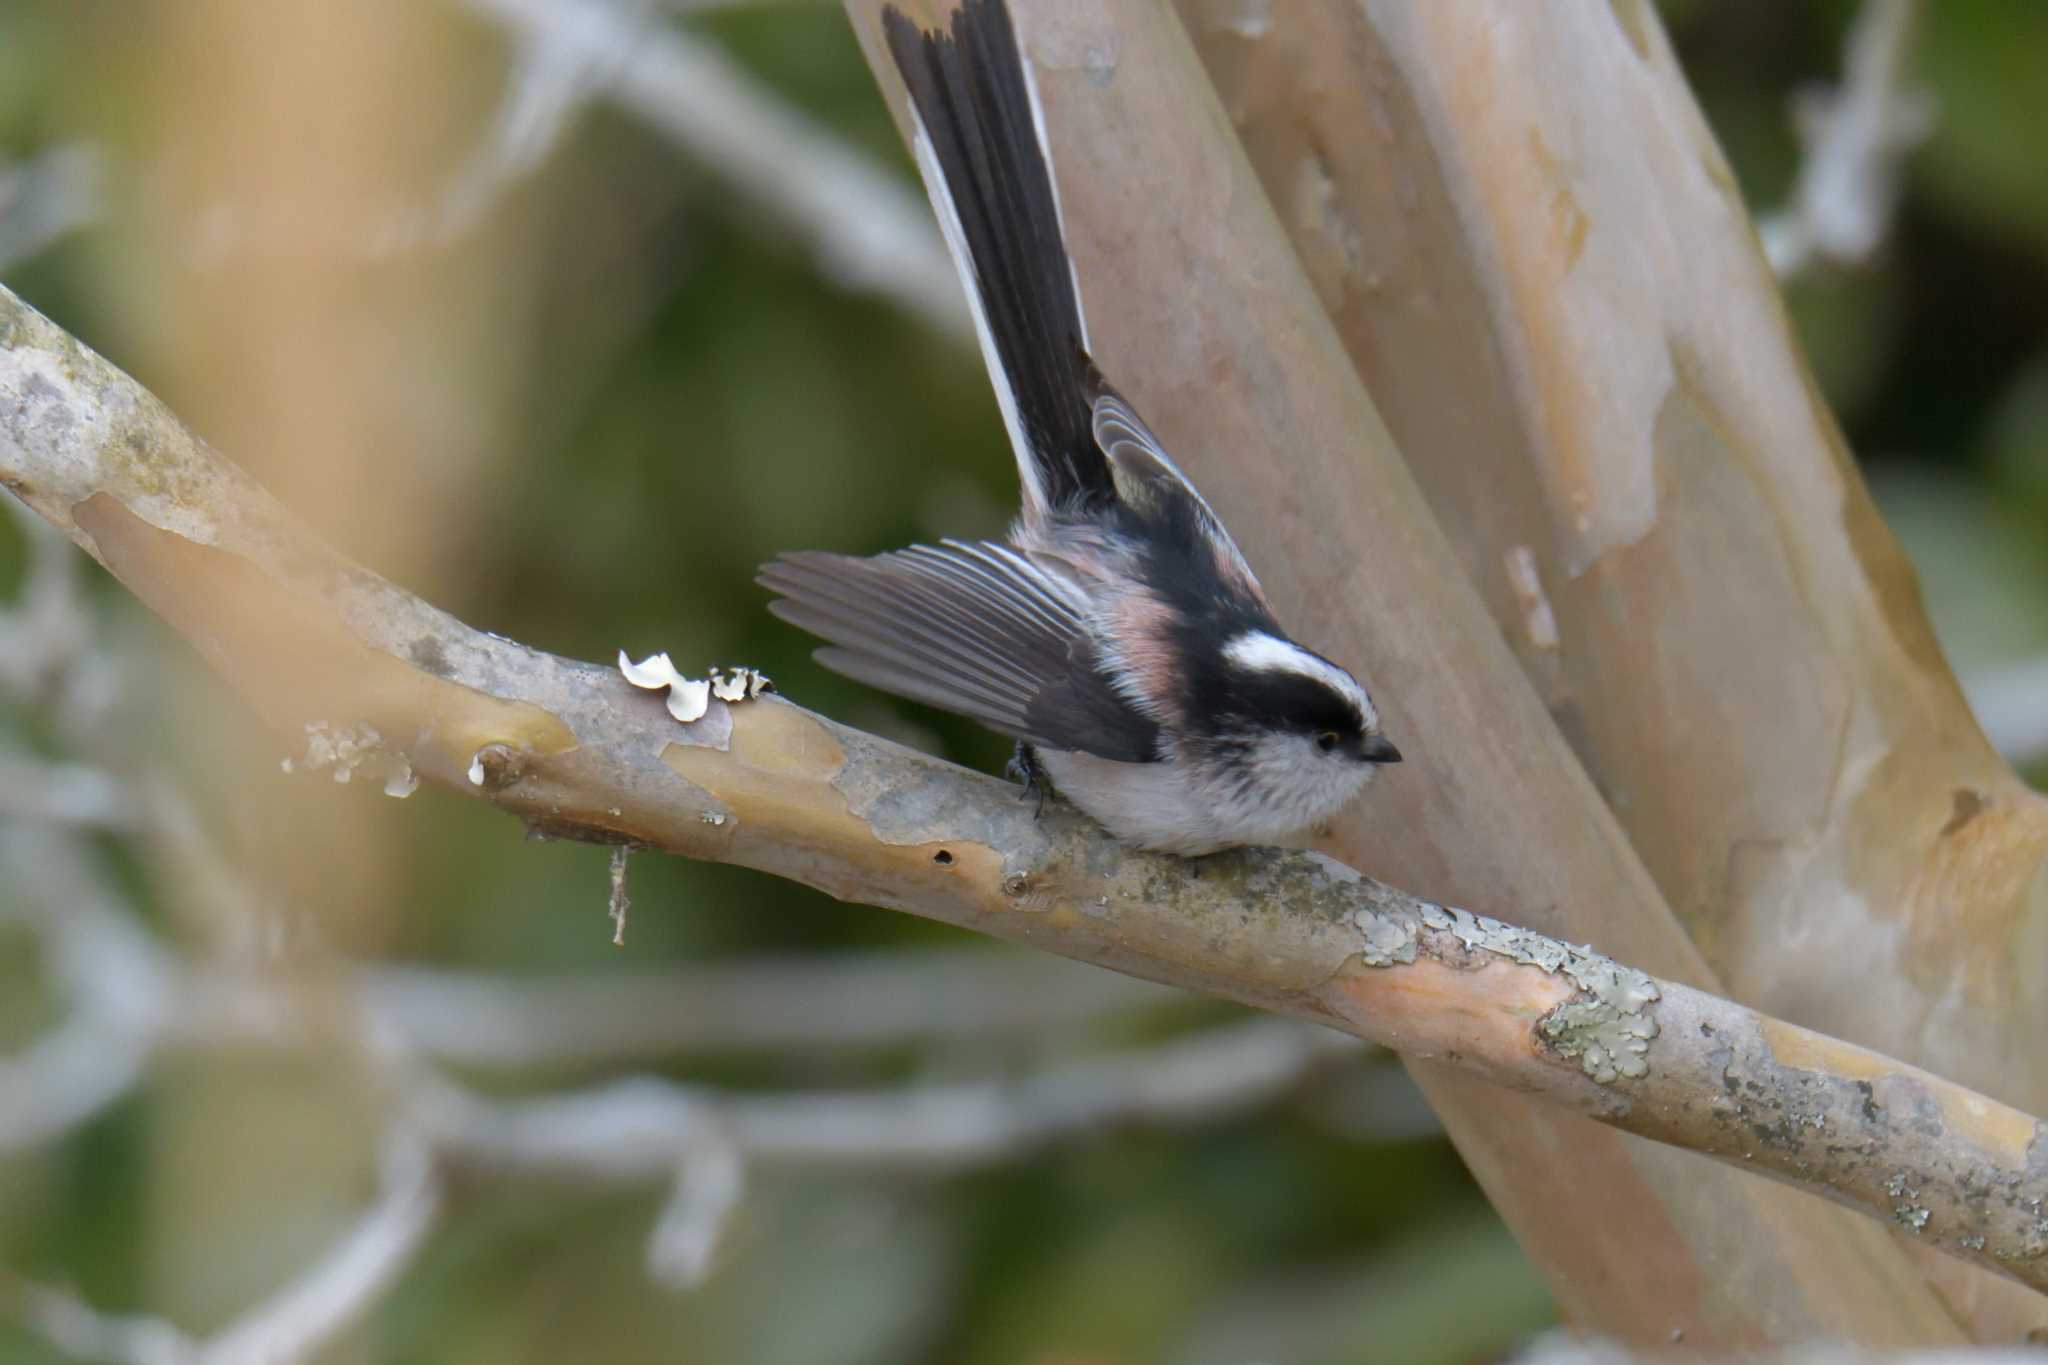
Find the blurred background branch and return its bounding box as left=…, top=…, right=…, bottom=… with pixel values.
left=1760, top=0, right=1933, bottom=278
left=1969, top=655, right=2048, bottom=772
left=1510, top=1339, right=2048, bottom=1365
left=452, top=0, right=967, bottom=334
left=0, top=144, right=99, bottom=279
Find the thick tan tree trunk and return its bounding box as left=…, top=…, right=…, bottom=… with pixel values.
left=1177, top=0, right=2048, bottom=1339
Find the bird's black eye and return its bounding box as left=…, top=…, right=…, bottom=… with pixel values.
left=1316, top=731, right=1341, bottom=753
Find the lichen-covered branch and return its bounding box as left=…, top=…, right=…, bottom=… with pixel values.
left=3, top=283, right=2042, bottom=1296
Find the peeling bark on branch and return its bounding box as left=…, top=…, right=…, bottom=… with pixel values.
left=3, top=284, right=2044, bottom=1310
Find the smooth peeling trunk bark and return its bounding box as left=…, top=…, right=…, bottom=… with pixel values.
left=1178, top=0, right=2048, bottom=1337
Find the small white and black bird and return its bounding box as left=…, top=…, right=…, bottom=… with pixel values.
left=760, top=0, right=1400, bottom=855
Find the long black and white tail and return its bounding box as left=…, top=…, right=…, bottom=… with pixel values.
left=884, top=0, right=1111, bottom=522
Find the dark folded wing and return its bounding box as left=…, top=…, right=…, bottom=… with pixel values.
left=759, top=540, right=1160, bottom=763
left=1091, top=387, right=1270, bottom=610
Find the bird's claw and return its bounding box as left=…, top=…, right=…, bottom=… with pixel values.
left=1007, top=742, right=1051, bottom=818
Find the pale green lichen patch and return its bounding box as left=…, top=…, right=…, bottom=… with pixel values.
left=97, top=421, right=204, bottom=513
left=1, top=285, right=248, bottom=547
left=1345, top=899, right=1660, bottom=1082
left=1220, top=846, right=1371, bottom=927
left=1420, top=903, right=1661, bottom=1080
left=1422, top=903, right=1659, bottom=1081
left=1540, top=993, right=1658, bottom=1084
left=1351, top=907, right=1418, bottom=966
left=1885, top=1172, right=1931, bottom=1231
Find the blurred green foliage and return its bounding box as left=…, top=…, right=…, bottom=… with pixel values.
left=0, top=2, right=2044, bottom=1362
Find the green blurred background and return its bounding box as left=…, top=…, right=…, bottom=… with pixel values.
left=0, top=1, right=2042, bottom=1362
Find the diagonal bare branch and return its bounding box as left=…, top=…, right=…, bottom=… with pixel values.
left=3, top=280, right=2042, bottom=1295
left=454, top=0, right=968, bottom=335
left=1760, top=0, right=1934, bottom=277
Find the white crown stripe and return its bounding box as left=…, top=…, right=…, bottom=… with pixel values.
left=1223, top=632, right=1373, bottom=719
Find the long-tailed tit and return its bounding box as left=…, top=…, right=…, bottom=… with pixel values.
left=760, top=0, right=1400, bottom=854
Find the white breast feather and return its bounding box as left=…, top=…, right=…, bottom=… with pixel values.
left=1039, top=733, right=1380, bottom=856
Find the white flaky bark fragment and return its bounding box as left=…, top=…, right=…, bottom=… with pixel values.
left=619, top=653, right=770, bottom=722
left=708, top=665, right=772, bottom=702
left=618, top=649, right=710, bottom=723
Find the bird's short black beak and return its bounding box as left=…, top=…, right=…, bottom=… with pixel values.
left=1361, top=734, right=1402, bottom=764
